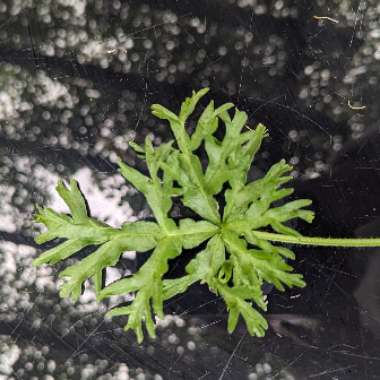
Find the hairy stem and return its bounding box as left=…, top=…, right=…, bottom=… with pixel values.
left=253, top=231, right=380, bottom=248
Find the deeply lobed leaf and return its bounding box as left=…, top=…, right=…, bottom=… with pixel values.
left=34, top=88, right=314, bottom=342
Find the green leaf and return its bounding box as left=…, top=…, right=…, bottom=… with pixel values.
left=160, top=149, right=221, bottom=224
left=58, top=223, right=161, bottom=301
left=33, top=182, right=120, bottom=269
left=162, top=275, right=196, bottom=300
left=34, top=88, right=323, bottom=343
left=179, top=88, right=210, bottom=122
left=223, top=158, right=294, bottom=222
left=118, top=160, right=150, bottom=194
left=222, top=230, right=305, bottom=292
left=185, top=235, right=225, bottom=280
left=230, top=123, right=268, bottom=186
left=151, top=104, right=179, bottom=122
left=120, top=221, right=161, bottom=250
left=33, top=239, right=89, bottom=266
left=119, top=149, right=175, bottom=231
left=203, top=108, right=253, bottom=194
left=56, top=179, right=88, bottom=223
left=99, top=238, right=182, bottom=340
left=178, top=219, right=219, bottom=249
left=151, top=97, right=222, bottom=224
left=216, top=281, right=268, bottom=336
left=190, top=101, right=234, bottom=150
left=34, top=208, right=71, bottom=244
left=181, top=186, right=220, bottom=224
left=128, top=141, right=145, bottom=158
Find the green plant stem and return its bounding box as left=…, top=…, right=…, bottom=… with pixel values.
left=253, top=231, right=380, bottom=248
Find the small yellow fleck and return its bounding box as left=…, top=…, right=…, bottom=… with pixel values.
left=347, top=99, right=367, bottom=110
left=313, top=16, right=339, bottom=24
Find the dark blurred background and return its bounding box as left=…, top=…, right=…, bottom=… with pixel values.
left=1, top=1, right=380, bottom=379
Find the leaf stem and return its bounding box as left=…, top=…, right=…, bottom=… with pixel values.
left=253, top=231, right=380, bottom=248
